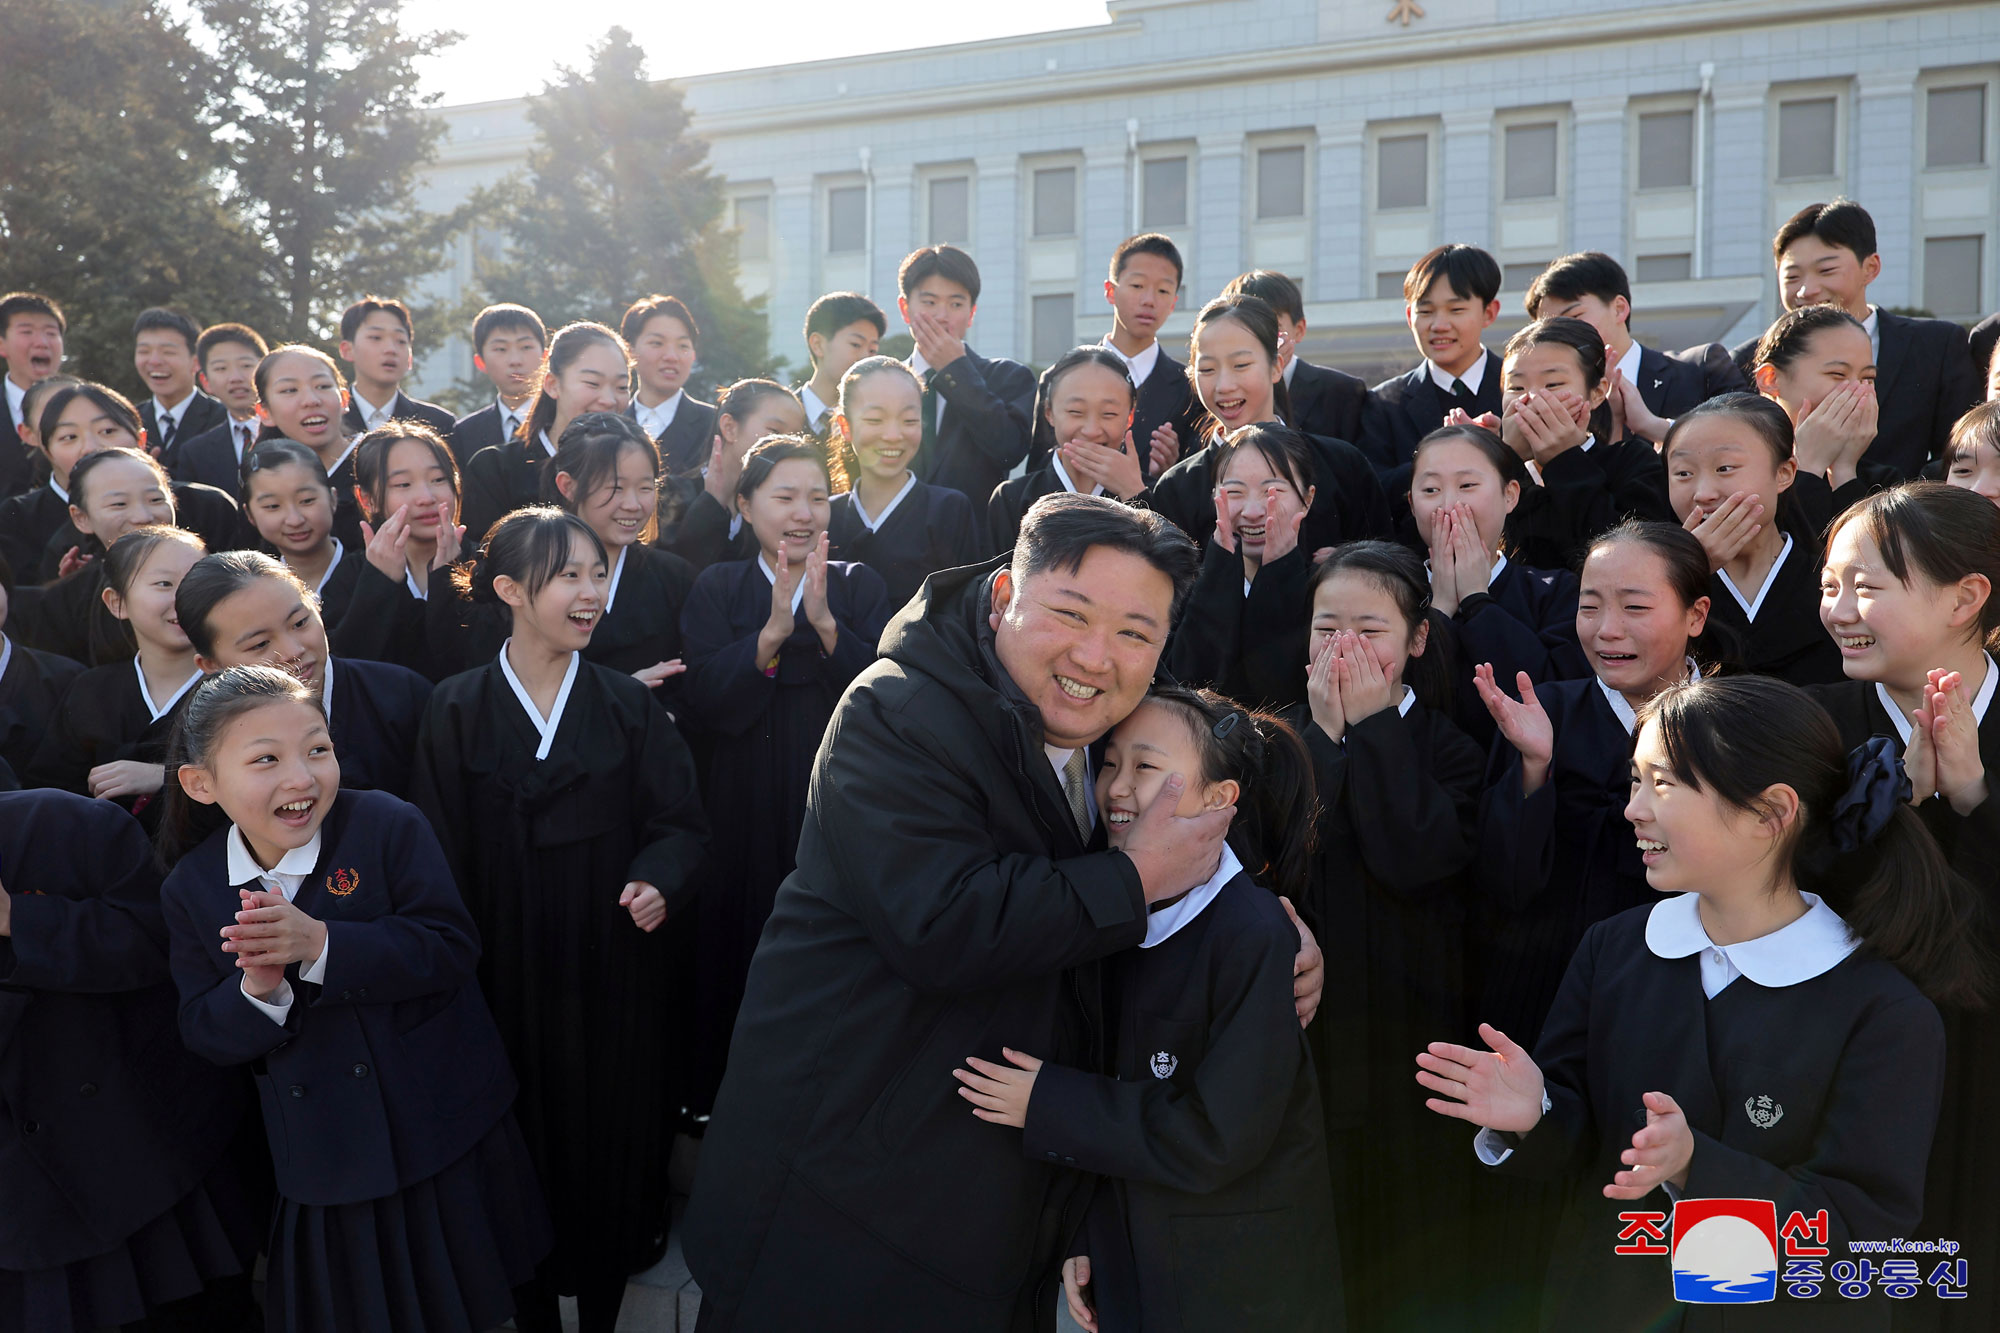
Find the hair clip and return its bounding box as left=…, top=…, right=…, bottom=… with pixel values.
left=1212, top=711, right=1243, bottom=740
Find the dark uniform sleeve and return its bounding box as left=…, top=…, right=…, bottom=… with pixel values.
left=931, top=354, right=1034, bottom=476
left=1482, top=917, right=1604, bottom=1180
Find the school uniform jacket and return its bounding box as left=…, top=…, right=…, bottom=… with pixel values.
left=1167, top=541, right=1313, bottom=713
left=1288, top=358, right=1370, bottom=447
left=1449, top=558, right=1590, bottom=748
left=0, top=790, right=251, bottom=1271
left=1632, top=343, right=1752, bottom=424
left=1026, top=348, right=1201, bottom=478
left=984, top=464, right=1071, bottom=559
left=325, top=655, right=433, bottom=797
left=683, top=558, right=1150, bottom=1331
left=1866, top=312, right=1983, bottom=478
left=912, top=348, right=1037, bottom=509
left=1970, top=312, right=1999, bottom=386
left=0, top=637, right=82, bottom=779
left=1147, top=432, right=1394, bottom=557
left=0, top=482, right=69, bottom=584
left=1509, top=437, right=1675, bottom=573
left=627, top=394, right=720, bottom=476
left=160, top=789, right=514, bottom=1207
left=23, top=658, right=188, bottom=814
left=340, top=390, right=456, bottom=441
left=0, top=388, right=34, bottom=498
left=327, top=560, right=457, bottom=682
left=657, top=485, right=757, bottom=571
left=168, top=418, right=258, bottom=494
left=460, top=436, right=545, bottom=545
left=1359, top=355, right=1503, bottom=506
left=144, top=392, right=228, bottom=466
left=1704, top=536, right=1844, bottom=688
left=1492, top=902, right=1943, bottom=1332
left=827, top=480, right=981, bottom=612
left=444, top=402, right=505, bottom=468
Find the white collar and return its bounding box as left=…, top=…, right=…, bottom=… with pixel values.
left=404, top=562, right=428, bottom=601
left=799, top=383, right=834, bottom=430
left=1043, top=743, right=1097, bottom=833
left=351, top=386, right=395, bottom=426
left=1614, top=340, right=1644, bottom=389
left=1645, top=890, right=1858, bottom=998
left=1715, top=532, right=1795, bottom=622
left=231, top=418, right=256, bottom=459
left=497, top=397, right=525, bottom=433
left=1429, top=551, right=1509, bottom=586
left=319, top=655, right=334, bottom=718
left=134, top=657, right=202, bottom=723
left=1100, top=334, right=1161, bottom=388
left=1142, top=842, right=1243, bottom=948
left=1281, top=355, right=1299, bottom=388
left=3, top=377, right=23, bottom=420
left=48, top=477, right=68, bottom=504
left=850, top=472, right=918, bottom=530
left=1050, top=449, right=1103, bottom=498
left=0, top=634, right=13, bottom=682
left=1597, top=658, right=1702, bottom=735
left=633, top=389, right=683, bottom=434
left=1426, top=349, right=1488, bottom=396
left=757, top=552, right=807, bottom=615
left=311, top=540, right=345, bottom=595
left=1396, top=684, right=1417, bottom=717
left=152, top=390, right=195, bottom=425
left=604, top=542, right=628, bottom=612
left=226, top=822, right=324, bottom=899
left=908, top=353, right=946, bottom=429
left=1862, top=305, right=1880, bottom=350
left=322, top=437, right=359, bottom=477
left=909, top=350, right=935, bottom=378
left=497, top=638, right=581, bottom=762
left=538, top=428, right=556, bottom=459
left=1876, top=653, right=1999, bottom=747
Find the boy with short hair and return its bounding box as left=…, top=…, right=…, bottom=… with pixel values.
left=133, top=308, right=227, bottom=462
left=447, top=303, right=548, bottom=465
left=0, top=293, right=67, bottom=498
left=1222, top=268, right=1370, bottom=445
left=897, top=244, right=1035, bottom=507
left=798, top=293, right=886, bottom=435
left=1357, top=244, right=1504, bottom=501
left=337, top=295, right=456, bottom=438
left=620, top=293, right=718, bottom=474
left=169, top=323, right=271, bottom=490
left=1524, top=251, right=1748, bottom=445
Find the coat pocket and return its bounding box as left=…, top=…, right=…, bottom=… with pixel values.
left=1130, top=1015, right=1207, bottom=1089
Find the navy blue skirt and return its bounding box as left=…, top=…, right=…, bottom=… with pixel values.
left=265, top=1112, right=550, bottom=1333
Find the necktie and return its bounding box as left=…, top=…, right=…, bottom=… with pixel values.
left=919, top=380, right=939, bottom=477
left=1061, top=748, right=1092, bottom=842
left=1450, top=377, right=1478, bottom=416
left=813, top=407, right=831, bottom=435
left=238, top=423, right=254, bottom=457
left=157, top=413, right=176, bottom=450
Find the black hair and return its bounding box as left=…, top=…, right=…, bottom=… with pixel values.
left=1827, top=483, right=2000, bottom=653
left=339, top=295, right=414, bottom=342
left=132, top=307, right=200, bottom=355
left=718, top=378, right=802, bottom=429
left=156, top=666, right=326, bottom=866
left=620, top=293, right=700, bottom=349
left=241, top=439, right=335, bottom=501
left=1012, top=491, right=1200, bottom=619
left=542, top=411, right=661, bottom=543
left=69, top=444, right=169, bottom=514
left=803, top=292, right=888, bottom=361
left=0, top=551, right=13, bottom=603
left=0, top=291, right=64, bottom=336
left=1411, top=423, right=1529, bottom=553
left=898, top=244, right=982, bottom=303
left=253, top=345, right=348, bottom=424
left=196, top=322, right=269, bottom=367
left=1774, top=198, right=1878, bottom=264
left=1221, top=269, right=1304, bottom=323
left=519, top=321, right=631, bottom=450
left=1188, top=294, right=1296, bottom=443
left=1043, top=345, right=1137, bottom=408
left=472, top=302, right=547, bottom=353
left=1640, top=675, right=1987, bottom=1007
left=1405, top=244, right=1502, bottom=307
left=1137, top=685, right=1317, bottom=903
left=1523, top=251, right=1632, bottom=320
left=458, top=506, right=607, bottom=605
left=831, top=356, right=924, bottom=492
left=1754, top=304, right=1871, bottom=376
left=1503, top=317, right=1614, bottom=448
left=736, top=433, right=835, bottom=505
left=175, top=551, right=318, bottom=660
left=1212, top=422, right=1316, bottom=500
left=352, top=421, right=462, bottom=520
left=20, top=374, right=81, bottom=442
left=1112, top=234, right=1186, bottom=287
left=1946, top=401, right=2000, bottom=470
left=38, top=382, right=143, bottom=450
left=1665, top=392, right=1796, bottom=470
left=1307, top=539, right=1456, bottom=714
left=103, top=524, right=204, bottom=600
left=1584, top=519, right=1711, bottom=612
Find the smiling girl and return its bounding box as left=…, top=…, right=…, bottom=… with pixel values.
left=658, top=379, right=809, bottom=571
left=0, top=373, right=82, bottom=581
left=253, top=346, right=361, bottom=551
left=1944, top=401, right=2000, bottom=508
left=26, top=446, right=179, bottom=665
left=989, top=346, right=1147, bottom=555
left=241, top=440, right=356, bottom=627
left=332, top=423, right=465, bottom=679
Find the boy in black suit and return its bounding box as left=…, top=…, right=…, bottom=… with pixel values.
left=898, top=244, right=1035, bottom=508
left=797, top=292, right=885, bottom=435
left=1223, top=268, right=1370, bottom=446
left=133, top=309, right=227, bottom=464
left=620, top=293, right=719, bottom=474
left=1730, top=200, right=1981, bottom=478
left=445, top=303, right=546, bottom=466
left=1525, top=251, right=1749, bottom=445
left=336, top=295, right=456, bottom=439
left=1358, top=244, right=1504, bottom=505
left=168, top=323, right=269, bottom=491
left=0, top=292, right=66, bottom=498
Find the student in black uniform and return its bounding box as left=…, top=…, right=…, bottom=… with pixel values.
left=1944, top=400, right=2000, bottom=507
left=23, top=446, right=178, bottom=665
left=27, top=527, right=205, bottom=832
left=796, top=293, right=885, bottom=438
left=1412, top=423, right=1588, bottom=747
left=1500, top=318, right=1675, bottom=572
left=0, top=292, right=66, bottom=498
left=0, top=552, right=82, bottom=781
left=408, top=509, right=708, bottom=1333
left=335, top=422, right=465, bottom=679
left=0, top=788, right=263, bottom=1333
left=446, top=303, right=546, bottom=467
left=954, top=685, right=1340, bottom=1333
left=826, top=355, right=979, bottom=610
left=679, top=436, right=890, bottom=1119
left=175, top=552, right=432, bottom=797
left=240, top=440, right=357, bottom=628
left=335, top=295, right=456, bottom=439
left=253, top=344, right=365, bottom=551
left=656, top=378, right=807, bottom=571
left=620, top=294, right=719, bottom=475
left=0, top=373, right=82, bottom=583
left=1359, top=244, right=1505, bottom=507
left=897, top=244, right=1036, bottom=509
left=1148, top=294, right=1392, bottom=558
left=156, top=665, right=551, bottom=1333
left=1225, top=267, right=1370, bottom=446
left=1748, top=304, right=1884, bottom=505
left=462, top=321, right=631, bottom=544
left=1287, top=542, right=1482, bottom=1333
left=1422, top=674, right=1981, bottom=1333
left=133, top=308, right=227, bottom=463
left=169, top=323, right=269, bottom=492
left=990, top=346, right=1148, bottom=556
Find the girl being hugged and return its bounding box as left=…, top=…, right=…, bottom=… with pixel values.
left=826, top=355, right=980, bottom=609
left=337, top=422, right=465, bottom=679
left=241, top=440, right=357, bottom=628
left=658, top=379, right=809, bottom=570
left=988, top=346, right=1147, bottom=555
left=409, top=507, right=708, bottom=1333
left=953, top=687, right=1341, bottom=1333
left=1421, top=675, right=1982, bottom=1332
left=253, top=346, right=363, bottom=551
left=157, top=666, right=550, bottom=1333
left=679, top=435, right=890, bottom=1119
left=23, top=447, right=178, bottom=665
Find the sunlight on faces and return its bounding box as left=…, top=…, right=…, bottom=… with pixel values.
left=719, top=397, right=809, bottom=468
left=201, top=343, right=263, bottom=416
left=1502, top=342, right=1609, bottom=418
left=1819, top=521, right=1988, bottom=691
left=990, top=545, right=1173, bottom=752
left=195, top=576, right=330, bottom=690
left=1664, top=415, right=1795, bottom=526
left=340, top=311, right=414, bottom=390
left=247, top=464, right=335, bottom=562
left=178, top=699, right=339, bottom=863
left=1754, top=322, right=1876, bottom=425
left=562, top=441, right=657, bottom=550
left=1538, top=292, right=1630, bottom=349
left=1192, top=317, right=1280, bottom=433
left=1410, top=438, right=1518, bottom=553
left=1408, top=276, right=1499, bottom=378
left=1777, top=235, right=1879, bottom=318
left=372, top=439, right=457, bottom=541
left=495, top=529, right=606, bottom=654
left=900, top=275, right=976, bottom=343
left=1096, top=698, right=1237, bottom=848
left=1106, top=253, right=1180, bottom=340
left=1046, top=361, right=1134, bottom=453
left=104, top=540, right=202, bottom=655
left=134, top=330, right=196, bottom=406
left=839, top=371, right=923, bottom=482
left=633, top=313, right=696, bottom=400
left=72, top=455, right=175, bottom=548
left=1310, top=568, right=1426, bottom=686
left=1946, top=438, right=2000, bottom=506
left=43, top=396, right=129, bottom=490
left=1625, top=716, right=1786, bottom=895
left=739, top=457, right=830, bottom=567
left=475, top=329, right=545, bottom=402
left=810, top=321, right=882, bottom=383
left=544, top=342, right=631, bottom=441
left=258, top=352, right=346, bottom=452
left=2, top=313, right=63, bottom=383
left=1215, top=442, right=1313, bottom=573
left=1577, top=540, right=1707, bottom=703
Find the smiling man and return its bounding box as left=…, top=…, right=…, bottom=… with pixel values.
left=685, top=492, right=1324, bottom=1331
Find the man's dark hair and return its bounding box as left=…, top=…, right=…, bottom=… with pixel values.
left=1404, top=244, right=1502, bottom=306
left=1222, top=270, right=1305, bottom=323
left=1774, top=199, right=1878, bottom=264
left=620, top=293, right=700, bottom=348
left=0, top=292, right=65, bottom=336
left=1111, top=234, right=1184, bottom=286
left=340, top=295, right=414, bottom=342
left=898, top=245, right=982, bottom=303
left=472, top=303, right=547, bottom=354
left=1524, top=252, right=1632, bottom=320
left=196, top=322, right=269, bottom=368
left=1012, top=492, right=1199, bottom=618
left=804, top=292, right=887, bottom=358
left=132, top=308, right=199, bottom=355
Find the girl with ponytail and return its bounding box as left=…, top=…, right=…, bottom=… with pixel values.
left=952, top=685, right=1341, bottom=1333
left=1422, top=674, right=1978, bottom=1331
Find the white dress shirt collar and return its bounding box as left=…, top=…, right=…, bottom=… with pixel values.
left=1597, top=658, right=1702, bottom=735
left=1426, top=348, right=1489, bottom=396
left=1614, top=340, right=1645, bottom=389
left=152, top=390, right=196, bottom=434
left=1862, top=306, right=1881, bottom=362
left=633, top=389, right=684, bottom=439
left=1050, top=449, right=1103, bottom=498
left=1715, top=532, right=1794, bottom=623
left=3, top=377, right=24, bottom=427
left=1877, top=653, right=1999, bottom=747
left=908, top=353, right=946, bottom=433
left=1101, top=334, right=1161, bottom=388
left=0, top=634, right=12, bottom=683
left=47, top=477, right=68, bottom=504
left=226, top=823, right=324, bottom=895
left=799, top=383, right=834, bottom=432
left=498, top=639, right=581, bottom=762
left=757, top=552, right=807, bottom=615
left=1646, top=890, right=1858, bottom=998
left=497, top=397, right=524, bottom=441
left=1142, top=841, right=1244, bottom=948
left=351, top=387, right=396, bottom=430
left=311, top=541, right=345, bottom=596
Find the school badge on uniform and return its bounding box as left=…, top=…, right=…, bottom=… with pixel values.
left=1744, top=1095, right=1784, bottom=1129
left=326, top=868, right=360, bottom=897
left=1149, top=1051, right=1178, bottom=1079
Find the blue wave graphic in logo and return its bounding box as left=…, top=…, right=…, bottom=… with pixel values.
left=1673, top=1270, right=1777, bottom=1303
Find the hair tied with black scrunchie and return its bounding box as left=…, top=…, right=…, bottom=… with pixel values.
left=1827, top=736, right=1913, bottom=853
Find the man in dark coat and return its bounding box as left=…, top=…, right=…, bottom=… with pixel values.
left=684, top=493, right=1323, bottom=1331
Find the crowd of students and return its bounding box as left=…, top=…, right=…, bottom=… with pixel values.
left=2, top=189, right=1999, bottom=1333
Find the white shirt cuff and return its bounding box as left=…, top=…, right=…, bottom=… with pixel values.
left=300, top=935, right=329, bottom=986
left=243, top=975, right=294, bottom=1024
left=1471, top=1088, right=1553, bottom=1166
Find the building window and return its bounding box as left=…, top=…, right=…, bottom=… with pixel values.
left=1502, top=261, right=1549, bottom=293
left=1928, top=85, right=1988, bottom=169
left=1777, top=96, right=1839, bottom=180
left=1256, top=146, right=1306, bottom=220
left=733, top=196, right=770, bottom=263
left=827, top=185, right=866, bottom=254
left=1637, top=110, right=1695, bottom=190
left=1032, top=167, right=1076, bottom=238
left=928, top=176, right=970, bottom=245
left=1142, top=156, right=1189, bottom=229
left=1376, top=271, right=1409, bottom=300
left=1925, top=236, right=1984, bottom=318
left=1030, top=293, right=1075, bottom=366
left=1503, top=122, right=1559, bottom=201
left=1635, top=253, right=1693, bottom=283
left=1377, top=133, right=1428, bottom=210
